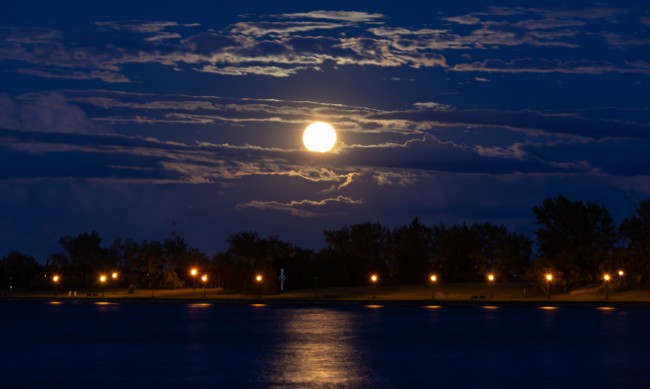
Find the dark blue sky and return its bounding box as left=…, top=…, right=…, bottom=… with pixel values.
left=1, top=1, right=649, bottom=259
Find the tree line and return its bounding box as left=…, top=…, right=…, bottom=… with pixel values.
left=2, top=196, right=649, bottom=294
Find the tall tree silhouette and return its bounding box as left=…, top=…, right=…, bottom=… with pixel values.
left=533, top=196, right=616, bottom=287
left=620, top=199, right=650, bottom=281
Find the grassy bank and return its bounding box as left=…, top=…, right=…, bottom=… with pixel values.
left=4, top=282, right=650, bottom=304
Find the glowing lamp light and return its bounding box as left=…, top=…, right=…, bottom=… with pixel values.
left=488, top=274, right=495, bottom=282
left=618, top=270, right=624, bottom=276
left=430, top=275, right=437, bottom=282
left=603, top=274, right=611, bottom=282
left=201, top=275, right=208, bottom=282
left=99, top=275, right=107, bottom=283
left=190, top=268, right=198, bottom=276
left=546, top=274, right=553, bottom=281
left=256, top=275, right=263, bottom=282
left=52, top=275, right=60, bottom=283
left=371, top=274, right=378, bottom=283
left=111, top=272, right=118, bottom=279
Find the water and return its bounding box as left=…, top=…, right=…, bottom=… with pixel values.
left=1, top=302, right=649, bottom=388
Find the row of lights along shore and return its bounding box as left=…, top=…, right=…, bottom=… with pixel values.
left=49, top=268, right=625, bottom=300
left=50, top=268, right=266, bottom=299
left=369, top=269, right=626, bottom=300
left=190, top=268, right=265, bottom=297
left=50, top=271, right=118, bottom=297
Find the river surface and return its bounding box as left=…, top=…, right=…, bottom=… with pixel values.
left=1, top=301, right=648, bottom=388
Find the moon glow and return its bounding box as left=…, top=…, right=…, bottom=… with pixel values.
left=303, top=122, right=337, bottom=152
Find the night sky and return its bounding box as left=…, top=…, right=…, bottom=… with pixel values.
left=2, top=1, right=649, bottom=259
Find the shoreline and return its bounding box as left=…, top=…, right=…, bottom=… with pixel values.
left=3, top=296, right=650, bottom=308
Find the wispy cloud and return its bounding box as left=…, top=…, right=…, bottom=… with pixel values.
left=0, top=92, right=103, bottom=134
left=276, top=10, right=385, bottom=23
left=452, top=58, right=650, bottom=75
left=1, top=5, right=647, bottom=81
left=237, top=195, right=362, bottom=217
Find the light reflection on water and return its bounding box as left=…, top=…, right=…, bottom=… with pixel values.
left=263, top=309, right=372, bottom=387
left=1, top=302, right=649, bottom=387
left=187, top=303, right=212, bottom=308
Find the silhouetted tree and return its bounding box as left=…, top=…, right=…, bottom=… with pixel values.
left=324, top=222, right=389, bottom=285
left=221, top=232, right=283, bottom=294
left=471, top=223, right=531, bottom=281
left=0, top=251, right=43, bottom=288
left=57, top=231, right=109, bottom=287
left=313, top=249, right=351, bottom=287
left=533, top=196, right=617, bottom=287
left=431, top=223, right=531, bottom=282
left=432, top=224, right=481, bottom=281
left=388, top=218, right=433, bottom=283
left=620, top=199, right=650, bottom=281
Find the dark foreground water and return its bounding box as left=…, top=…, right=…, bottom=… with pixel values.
left=1, top=302, right=649, bottom=388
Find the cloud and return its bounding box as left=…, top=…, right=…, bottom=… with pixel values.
left=452, top=58, right=650, bottom=75
left=276, top=10, right=385, bottom=23
left=444, top=15, right=481, bottom=25
left=3, top=90, right=645, bottom=194
left=1, top=6, right=646, bottom=81
left=368, top=108, right=650, bottom=140
left=0, top=92, right=102, bottom=134
left=15, top=68, right=129, bottom=83
left=230, top=21, right=351, bottom=37
left=95, top=21, right=200, bottom=33
left=237, top=195, right=362, bottom=217
left=413, top=101, right=451, bottom=111
left=604, top=33, right=650, bottom=47
left=196, top=64, right=308, bottom=77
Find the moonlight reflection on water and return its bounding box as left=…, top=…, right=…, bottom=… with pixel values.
left=0, top=302, right=649, bottom=387
left=263, top=309, right=371, bottom=387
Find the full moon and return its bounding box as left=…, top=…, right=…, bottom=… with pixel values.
left=303, top=122, right=337, bottom=152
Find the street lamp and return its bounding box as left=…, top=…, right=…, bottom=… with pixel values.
left=256, top=274, right=263, bottom=298
left=603, top=274, right=611, bottom=300
left=371, top=274, right=378, bottom=299
left=430, top=275, right=437, bottom=300
left=544, top=273, right=553, bottom=299
left=52, top=275, right=60, bottom=297
left=201, top=275, right=208, bottom=298
left=618, top=270, right=624, bottom=277
left=190, top=268, right=198, bottom=290
left=112, top=272, right=118, bottom=280
left=99, top=274, right=107, bottom=298
left=487, top=274, right=495, bottom=299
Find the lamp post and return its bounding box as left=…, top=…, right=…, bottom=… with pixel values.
left=99, top=275, right=107, bottom=298
left=488, top=274, right=495, bottom=299
left=256, top=274, right=263, bottom=298
left=202, top=275, right=208, bottom=298
left=190, top=268, right=198, bottom=290
left=430, top=275, right=437, bottom=300
left=52, top=275, right=60, bottom=297
left=371, top=274, right=378, bottom=299
left=148, top=272, right=154, bottom=298
left=603, top=274, right=611, bottom=300
left=545, top=273, right=553, bottom=299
